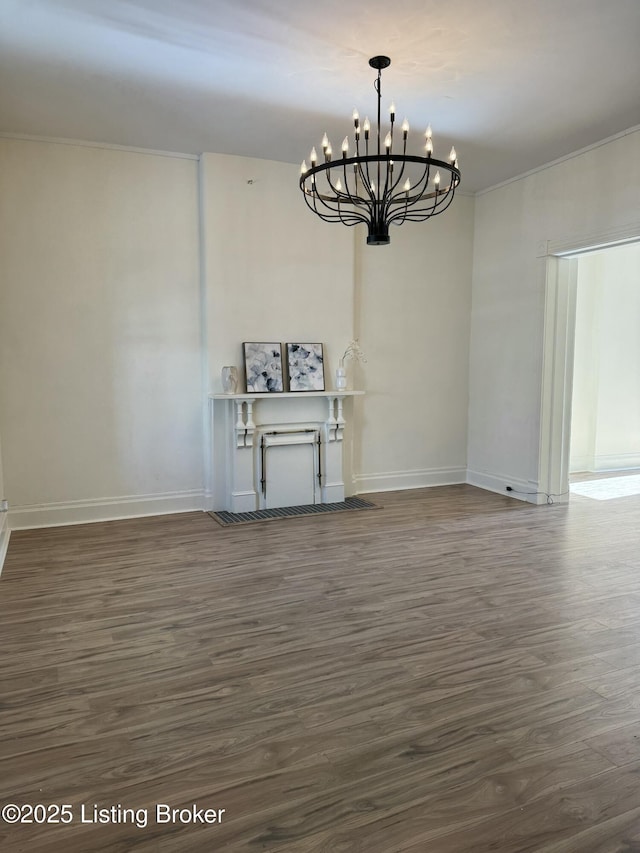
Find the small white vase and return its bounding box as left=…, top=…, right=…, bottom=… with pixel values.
left=335, top=364, right=347, bottom=390
left=221, top=365, right=239, bottom=394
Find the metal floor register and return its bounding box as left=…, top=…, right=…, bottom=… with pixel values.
left=209, top=496, right=378, bottom=526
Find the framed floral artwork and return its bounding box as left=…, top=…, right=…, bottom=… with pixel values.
left=286, top=343, right=325, bottom=392
left=243, top=342, right=284, bottom=393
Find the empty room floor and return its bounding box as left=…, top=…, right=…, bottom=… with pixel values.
left=1, top=484, right=640, bottom=852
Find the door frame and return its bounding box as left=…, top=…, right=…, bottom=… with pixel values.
left=537, top=224, right=640, bottom=502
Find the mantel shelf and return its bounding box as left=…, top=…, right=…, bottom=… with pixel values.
left=210, top=391, right=364, bottom=400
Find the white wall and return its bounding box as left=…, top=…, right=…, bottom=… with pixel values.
left=200, top=153, right=355, bottom=393
left=468, top=128, right=640, bottom=495
left=0, top=139, right=473, bottom=529
left=355, top=196, right=475, bottom=493
left=200, top=153, right=357, bottom=500
left=571, top=244, right=640, bottom=472
left=0, top=139, right=203, bottom=528
left=201, top=153, right=474, bottom=499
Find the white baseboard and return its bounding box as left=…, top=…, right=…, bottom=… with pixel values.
left=466, top=469, right=553, bottom=505
left=594, top=454, right=640, bottom=473
left=0, top=513, right=10, bottom=576
left=571, top=453, right=640, bottom=474
left=354, top=466, right=466, bottom=495
left=8, top=490, right=205, bottom=530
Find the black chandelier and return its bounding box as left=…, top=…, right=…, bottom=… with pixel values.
left=299, top=56, right=461, bottom=246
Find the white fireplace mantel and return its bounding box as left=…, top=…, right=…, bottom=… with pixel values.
left=209, top=391, right=363, bottom=513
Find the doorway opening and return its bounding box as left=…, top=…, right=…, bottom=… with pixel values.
left=539, top=232, right=640, bottom=504
left=569, top=242, right=640, bottom=500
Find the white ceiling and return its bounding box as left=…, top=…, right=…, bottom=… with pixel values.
left=1, top=0, right=639, bottom=192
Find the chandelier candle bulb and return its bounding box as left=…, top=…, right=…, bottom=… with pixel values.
left=299, top=56, right=461, bottom=245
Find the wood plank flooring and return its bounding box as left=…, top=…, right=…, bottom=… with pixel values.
left=1, top=484, right=640, bottom=851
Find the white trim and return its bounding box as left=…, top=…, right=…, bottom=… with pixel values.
left=574, top=454, right=640, bottom=473
left=8, top=490, right=205, bottom=530
left=355, top=466, right=466, bottom=494
left=476, top=124, right=640, bottom=197
left=0, top=513, right=10, bottom=576
left=209, top=391, right=364, bottom=400
left=0, top=132, right=199, bottom=161
left=538, top=257, right=579, bottom=504
left=548, top=222, right=640, bottom=258
left=198, top=157, right=213, bottom=521
left=466, top=469, right=551, bottom=505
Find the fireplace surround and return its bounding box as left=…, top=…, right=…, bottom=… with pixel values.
left=209, top=391, right=363, bottom=512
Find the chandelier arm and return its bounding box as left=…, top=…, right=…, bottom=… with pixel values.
left=381, top=138, right=412, bottom=222
left=361, top=138, right=376, bottom=202
left=381, top=126, right=398, bottom=208
left=340, top=162, right=369, bottom=209
left=391, top=198, right=456, bottom=223
left=388, top=135, right=409, bottom=194
left=305, top=183, right=370, bottom=225
left=354, top=162, right=374, bottom=206
left=302, top=189, right=368, bottom=225
left=389, top=158, right=432, bottom=223
left=387, top=184, right=458, bottom=225
left=303, top=182, right=371, bottom=216
left=389, top=175, right=460, bottom=215
left=339, top=160, right=357, bottom=202
left=303, top=179, right=339, bottom=220
left=387, top=188, right=439, bottom=223
left=302, top=174, right=374, bottom=225
left=324, top=164, right=350, bottom=201
left=407, top=177, right=459, bottom=203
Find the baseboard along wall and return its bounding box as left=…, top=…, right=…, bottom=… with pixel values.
left=7, top=490, right=205, bottom=530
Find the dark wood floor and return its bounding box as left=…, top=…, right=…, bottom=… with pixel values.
left=2, top=485, right=640, bottom=852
